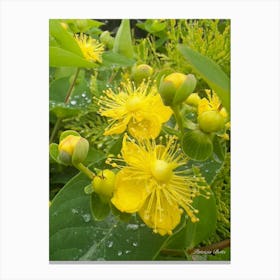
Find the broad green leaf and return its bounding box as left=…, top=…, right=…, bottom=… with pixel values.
left=50, top=47, right=97, bottom=68
left=181, top=129, right=213, bottom=161
left=178, top=44, right=230, bottom=112
left=102, top=51, right=135, bottom=67
left=49, top=19, right=82, bottom=56
left=50, top=165, right=174, bottom=260
left=183, top=191, right=217, bottom=249
left=49, top=77, right=70, bottom=102
left=113, top=19, right=134, bottom=59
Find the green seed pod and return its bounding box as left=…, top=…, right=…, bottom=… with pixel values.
left=131, top=64, right=154, bottom=84
left=198, top=110, right=225, bottom=133
left=158, top=72, right=197, bottom=106
left=93, top=170, right=116, bottom=202
left=100, top=31, right=114, bottom=50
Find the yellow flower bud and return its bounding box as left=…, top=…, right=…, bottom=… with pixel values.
left=93, top=170, right=116, bottom=202
left=158, top=72, right=197, bottom=106
left=58, top=134, right=89, bottom=165
left=131, top=64, right=154, bottom=84
left=185, top=93, right=201, bottom=107
left=198, top=111, right=225, bottom=133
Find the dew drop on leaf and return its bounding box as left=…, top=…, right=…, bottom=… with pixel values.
left=71, top=208, right=79, bottom=214
left=82, top=213, right=91, bottom=223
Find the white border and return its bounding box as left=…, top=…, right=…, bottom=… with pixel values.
left=1, top=0, right=279, bottom=279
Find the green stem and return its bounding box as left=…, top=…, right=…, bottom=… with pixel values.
left=171, top=105, right=184, bottom=135
left=64, top=68, right=80, bottom=104
left=49, top=118, right=61, bottom=143
left=74, top=162, right=95, bottom=180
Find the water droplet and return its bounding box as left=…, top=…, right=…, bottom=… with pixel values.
left=82, top=213, right=91, bottom=223
left=117, top=251, right=122, bottom=256
left=107, top=241, right=113, bottom=248
left=70, top=100, right=77, bottom=105
left=82, top=92, right=86, bottom=97
left=126, top=224, right=139, bottom=230
left=132, top=242, right=138, bottom=247
left=125, top=250, right=131, bottom=254
left=71, top=208, right=79, bottom=214
left=205, top=169, right=209, bottom=173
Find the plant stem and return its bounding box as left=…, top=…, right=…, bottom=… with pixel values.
left=74, top=162, right=95, bottom=180
left=49, top=118, right=61, bottom=143
left=171, top=105, right=184, bottom=135
left=49, top=68, right=80, bottom=143
left=64, top=68, right=80, bottom=104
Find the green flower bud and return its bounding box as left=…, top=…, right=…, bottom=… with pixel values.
left=131, top=64, right=154, bottom=84
left=158, top=72, right=197, bottom=106
left=100, top=31, right=114, bottom=49
left=58, top=134, right=89, bottom=165
left=93, top=170, right=116, bottom=202
left=198, top=110, right=225, bottom=133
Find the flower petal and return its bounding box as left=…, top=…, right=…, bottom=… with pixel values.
left=128, top=116, right=161, bottom=139
left=103, top=117, right=130, bottom=135
left=138, top=190, right=182, bottom=235
left=149, top=95, right=172, bottom=123
left=111, top=168, right=150, bottom=213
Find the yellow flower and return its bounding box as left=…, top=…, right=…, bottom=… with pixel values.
left=98, top=79, right=172, bottom=139
left=109, top=134, right=210, bottom=236
left=75, top=33, right=104, bottom=63
left=197, top=90, right=229, bottom=133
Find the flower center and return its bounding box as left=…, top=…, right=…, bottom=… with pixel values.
left=151, top=159, right=173, bottom=183
left=126, top=96, right=142, bottom=112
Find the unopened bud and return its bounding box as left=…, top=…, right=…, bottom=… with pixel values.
left=100, top=31, right=114, bottom=49
left=198, top=111, right=225, bottom=133
left=158, top=72, right=197, bottom=106
left=185, top=93, right=201, bottom=107
left=131, top=64, right=154, bottom=84
left=58, top=133, right=89, bottom=165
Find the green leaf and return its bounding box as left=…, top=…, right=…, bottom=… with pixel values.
left=184, top=191, right=217, bottom=249
left=49, top=77, right=70, bottom=102
left=49, top=19, right=82, bottom=56
left=90, top=193, right=111, bottom=221
left=50, top=47, right=97, bottom=68
left=181, top=129, right=213, bottom=161
left=50, top=167, right=172, bottom=260
left=113, top=19, right=134, bottom=59
left=49, top=143, right=62, bottom=164
left=102, top=51, right=135, bottom=67
left=50, top=102, right=81, bottom=118
left=177, top=44, right=230, bottom=112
